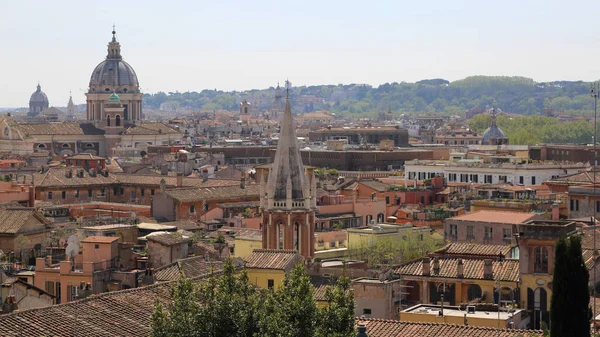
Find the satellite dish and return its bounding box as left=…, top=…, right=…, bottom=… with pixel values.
left=65, top=235, right=80, bottom=261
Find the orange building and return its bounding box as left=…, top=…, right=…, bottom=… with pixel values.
left=34, top=236, right=119, bottom=304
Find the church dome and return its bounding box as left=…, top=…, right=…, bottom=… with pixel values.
left=29, top=84, right=49, bottom=104
left=481, top=125, right=506, bottom=145
left=88, top=29, right=139, bottom=93
left=89, top=59, right=139, bottom=89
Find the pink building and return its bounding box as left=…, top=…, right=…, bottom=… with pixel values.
left=443, top=211, right=542, bottom=245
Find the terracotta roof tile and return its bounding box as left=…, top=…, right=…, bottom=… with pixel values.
left=448, top=211, right=539, bottom=224
left=165, top=184, right=260, bottom=203
left=0, top=208, right=49, bottom=234
left=435, top=242, right=512, bottom=258
left=19, top=122, right=105, bottom=136
left=153, top=256, right=223, bottom=282
left=356, top=318, right=542, bottom=337
left=394, top=257, right=520, bottom=282
left=81, top=236, right=118, bottom=244
left=358, top=180, right=390, bottom=192
left=0, top=272, right=217, bottom=336
left=244, top=249, right=302, bottom=270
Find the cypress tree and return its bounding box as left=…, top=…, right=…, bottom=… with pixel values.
left=550, top=235, right=590, bottom=337
left=550, top=237, right=568, bottom=337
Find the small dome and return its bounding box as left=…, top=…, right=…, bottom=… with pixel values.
left=108, top=92, right=121, bottom=102
left=30, top=84, right=49, bottom=104
left=481, top=125, right=506, bottom=145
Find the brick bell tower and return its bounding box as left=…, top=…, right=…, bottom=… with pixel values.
left=260, top=88, right=317, bottom=258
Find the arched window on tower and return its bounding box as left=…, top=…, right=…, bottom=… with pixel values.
left=106, top=115, right=111, bottom=127
left=115, top=115, right=121, bottom=127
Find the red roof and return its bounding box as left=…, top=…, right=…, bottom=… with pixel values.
left=448, top=211, right=538, bottom=224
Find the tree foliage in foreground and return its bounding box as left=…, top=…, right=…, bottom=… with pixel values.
left=550, top=235, right=590, bottom=337
left=151, top=260, right=355, bottom=337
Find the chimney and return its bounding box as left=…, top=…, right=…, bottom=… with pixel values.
left=65, top=169, right=73, bottom=178
left=240, top=176, right=246, bottom=189
left=356, top=324, right=368, bottom=337
left=160, top=164, right=168, bottom=176
left=422, top=257, right=430, bottom=276
left=483, top=259, right=493, bottom=279
left=457, top=259, right=464, bottom=278
left=176, top=172, right=183, bottom=187
left=432, top=257, right=440, bottom=275
left=160, top=178, right=166, bottom=194
left=551, top=202, right=559, bottom=221
left=202, top=169, right=209, bottom=182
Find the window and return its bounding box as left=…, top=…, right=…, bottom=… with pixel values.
left=363, top=308, right=372, bottom=315
left=570, top=199, right=579, bottom=212
left=141, top=188, right=145, bottom=197
left=531, top=176, right=536, bottom=185
left=62, top=191, right=66, bottom=199
left=484, top=227, right=493, bottom=240
left=329, top=242, right=336, bottom=248
left=94, top=244, right=100, bottom=249
left=596, top=200, right=600, bottom=213
left=120, top=187, right=124, bottom=196
left=503, top=228, right=512, bottom=243
left=151, top=189, right=155, bottom=196
left=113, top=187, right=118, bottom=196
left=534, top=247, right=549, bottom=273
left=190, top=205, right=196, bottom=214
left=267, top=279, right=274, bottom=289
left=45, top=281, right=55, bottom=296
left=449, top=224, right=457, bottom=238
left=519, top=176, right=524, bottom=185
left=385, top=196, right=390, bottom=204
left=48, top=192, right=52, bottom=200
left=116, top=115, right=121, bottom=127
left=484, top=175, right=493, bottom=183
left=75, top=189, right=79, bottom=198
left=106, top=115, right=111, bottom=127
left=466, top=225, right=474, bottom=240
left=88, top=189, right=93, bottom=198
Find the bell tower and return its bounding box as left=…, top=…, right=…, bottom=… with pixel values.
left=260, top=89, right=317, bottom=258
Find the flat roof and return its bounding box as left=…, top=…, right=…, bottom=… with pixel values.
left=137, top=223, right=178, bottom=231
left=402, top=304, right=521, bottom=320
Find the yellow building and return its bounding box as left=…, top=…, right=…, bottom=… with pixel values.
left=245, top=249, right=303, bottom=289
left=347, top=223, right=437, bottom=249
left=234, top=235, right=262, bottom=259
left=394, top=256, right=520, bottom=309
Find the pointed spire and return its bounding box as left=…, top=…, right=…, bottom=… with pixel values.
left=266, top=80, right=307, bottom=204
left=36, top=82, right=41, bottom=91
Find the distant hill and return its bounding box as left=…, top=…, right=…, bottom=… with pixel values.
left=142, top=76, right=594, bottom=116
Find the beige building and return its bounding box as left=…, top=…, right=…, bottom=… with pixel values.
left=0, top=29, right=181, bottom=157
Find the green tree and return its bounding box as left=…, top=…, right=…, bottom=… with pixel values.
left=151, top=260, right=356, bottom=337
left=550, top=235, right=590, bottom=337
left=258, top=264, right=318, bottom=337
left=316, top=274, right=356, bottom=337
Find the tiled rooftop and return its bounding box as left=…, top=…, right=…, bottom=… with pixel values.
left=153, top=256, right=223, bottom=282
left=244, top=249, right=302, bottom=270
left=0, top=272, right=216, bottom=336
left=356, top=318, right=542, bottom=337
left=0, top=208, right=49, bottom=234
left=81, top=236, right=118, bottom=244
left=448, top=210, right=539, bottom=224
left=165, top=184, right=260, bottom=203
left=435, top=242, right=512, bottom=258
left=394, top=257, right=520, bottom=282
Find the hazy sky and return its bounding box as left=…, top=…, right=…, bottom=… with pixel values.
left=2, top=0, right=600, bottom=107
